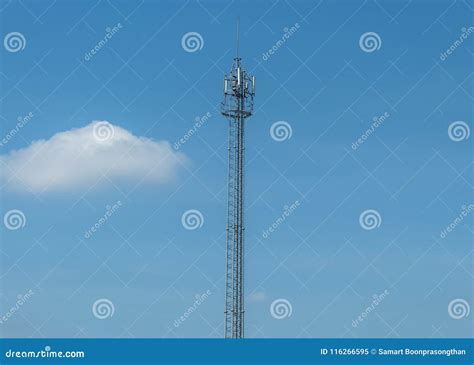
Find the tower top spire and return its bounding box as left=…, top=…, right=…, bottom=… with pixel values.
left=236, top=17, right=240, bottom=59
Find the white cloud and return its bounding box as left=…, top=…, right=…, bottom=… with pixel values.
left=0, top=121, right=187, bottom=193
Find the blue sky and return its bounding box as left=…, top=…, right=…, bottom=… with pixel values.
left=0, top=0, right=472, bottom=338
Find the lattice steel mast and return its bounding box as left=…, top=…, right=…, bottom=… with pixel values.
left=221, top=20, right=255, bottom=339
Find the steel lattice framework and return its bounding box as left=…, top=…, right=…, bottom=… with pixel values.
left=221, top=47, right=255, bottom=339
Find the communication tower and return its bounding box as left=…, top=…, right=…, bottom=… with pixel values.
left=221, top=20, right=256, bottom=339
